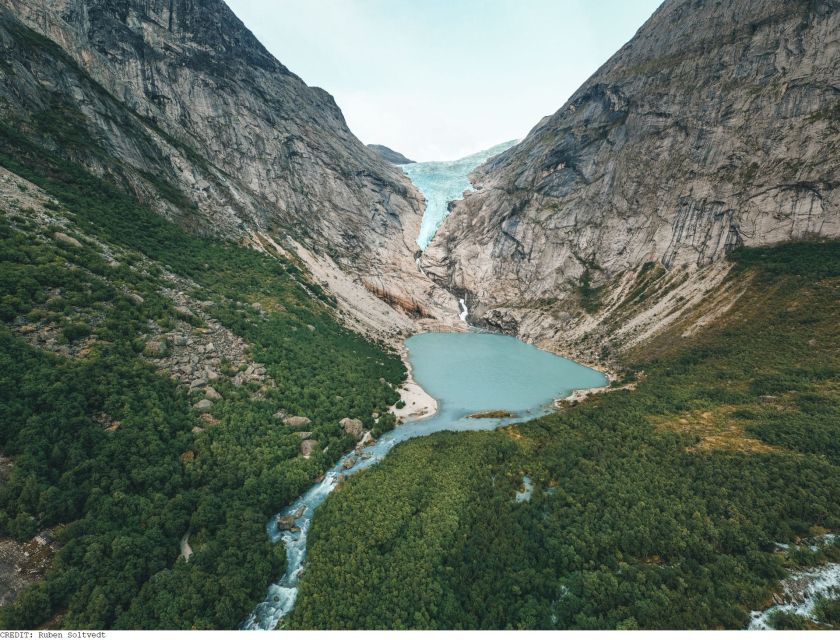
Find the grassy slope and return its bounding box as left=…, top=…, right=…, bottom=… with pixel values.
left=0, top=124, right=405, bottom=628
left=290, top=241, right=840, bottom=630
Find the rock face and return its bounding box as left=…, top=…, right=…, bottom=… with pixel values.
left=367, top=144, right=415, bottom=165
left=0, top=0, right=460, bottom=338
left=423, top=0, right=840, bottom=358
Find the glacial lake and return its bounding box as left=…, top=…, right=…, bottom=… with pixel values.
left=244, top=331, right=607, bottom=630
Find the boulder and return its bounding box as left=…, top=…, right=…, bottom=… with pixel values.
left=355, top=431, right=375, bottom=453
left=340, top=417, right=364, bottom=439
left=128, top=293, right=144, bottom=306
left=53, top=231, right=82, bottom=248
left=283, top=416, right=311, bottom=428
left=193, top=399, right=213, bottom=411
left=300, top=439, right=318, bottom=458
left=276, top=506, right=305, bottom=530
left=204, top=386, right=221, bottom=400
left=294, top=431, right=314, bottom=439
left=342, top=457, right=355, bottom=470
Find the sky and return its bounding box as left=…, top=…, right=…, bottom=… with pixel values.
left=226, top=0, right=662, bottom=161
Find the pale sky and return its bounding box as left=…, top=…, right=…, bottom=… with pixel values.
left=226, top=0, right=662, bottom=161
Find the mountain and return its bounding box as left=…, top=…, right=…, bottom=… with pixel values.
left=422, top=0, right=840, bottom=363
left=367, top=144, right=415, bottom=165
left=0, top=0, right=460, bottom=337
left=0, top=0, right=459, bottom=629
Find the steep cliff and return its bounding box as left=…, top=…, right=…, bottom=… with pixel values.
left=423, top=0, right=840, bottom=361
left=367, top=144, right=415, bottom=165
left=0, top=0, right=459, bottom=338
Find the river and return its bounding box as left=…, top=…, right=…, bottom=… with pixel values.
left=242, top=332, right=607, bottom=629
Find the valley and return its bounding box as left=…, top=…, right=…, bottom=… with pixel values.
left=0, top=0, right=838, bottom=632
left=245, top=331, right=607, bottom=630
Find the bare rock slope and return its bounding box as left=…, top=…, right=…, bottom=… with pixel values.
left=367, top=144, right=415, bottom=165
left=423, top=0, right=840, bottom=360
left=0, top=0, right=459, bottom=338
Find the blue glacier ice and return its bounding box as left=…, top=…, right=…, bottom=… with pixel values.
left=403, top=140, right=518, bottom=249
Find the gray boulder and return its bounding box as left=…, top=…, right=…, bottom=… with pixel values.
left=340, top=417, right=364, bottom=440
left=300, top=439, right=318, bottom=458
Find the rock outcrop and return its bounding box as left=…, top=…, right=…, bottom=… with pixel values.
left=339, top=417, right=364, bottom=440
left=0, top=0, right=460, bottom=340
left=367, top=144, right=415, bottom=165
left=299, top=439, right=318, bottom=459
left=423, top=0, right=840, bottom=359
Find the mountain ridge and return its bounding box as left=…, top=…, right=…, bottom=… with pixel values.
left=367, top=144, right=415, bottom=165
left=0, top=0, right=461, bottom=340
left=422, top=0, right=840, bottom=362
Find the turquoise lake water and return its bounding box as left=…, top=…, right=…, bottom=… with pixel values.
left=402, top=140, right=518, bottom=249
left=244, top=331, right=607, bottom=629
left=408, top=332, right=607, bottom=418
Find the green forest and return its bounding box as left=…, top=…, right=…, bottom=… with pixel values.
left=290, top=241, right=840, bottom=630
left=0, top=124, right=404, bottom=628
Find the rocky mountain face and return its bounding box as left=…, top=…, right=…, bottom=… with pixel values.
left=0, top=0, right=460, bottom=340
left=423, top=0, right=840, bottom=362
left=367, top=144, right=415, bottom=165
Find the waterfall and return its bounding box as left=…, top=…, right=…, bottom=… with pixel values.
left=458, top=298, right=468, bottom=322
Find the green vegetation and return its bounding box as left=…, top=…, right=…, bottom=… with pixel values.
left=290, top=241, right=840, bottom=629
left=815, top=596, right=840, bottom=626
left=0, top=126, right=403, bottom=628
left=577, top=270, right=603, bottom=315
left=767, top=610, right=810, bottom=630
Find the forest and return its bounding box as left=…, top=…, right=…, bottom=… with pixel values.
left=0, top=121, right=404, bottom=628
left=290, top=241, right=840, bottom=629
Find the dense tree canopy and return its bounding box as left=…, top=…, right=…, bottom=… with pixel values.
left=0, top=125, right=403, bottom=628
left=290, top=241, right=840, bottom=630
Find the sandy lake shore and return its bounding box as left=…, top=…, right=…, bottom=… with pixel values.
left=391, top=346, right=437, bottom=422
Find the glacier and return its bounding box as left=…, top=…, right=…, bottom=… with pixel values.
left=403, top=140, right=518, bottom=249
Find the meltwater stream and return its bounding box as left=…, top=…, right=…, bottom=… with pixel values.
left=243, top=332, right=607, bottom=629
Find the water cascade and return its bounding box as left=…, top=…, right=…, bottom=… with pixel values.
left=458, top=298, right=468, bottom=322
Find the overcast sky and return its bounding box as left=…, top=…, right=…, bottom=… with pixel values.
left=226, top=0, right=662, bottom=161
